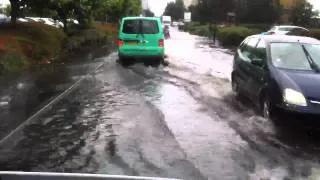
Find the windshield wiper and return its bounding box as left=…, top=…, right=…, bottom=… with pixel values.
left=301, top=44, right=320, bottom=73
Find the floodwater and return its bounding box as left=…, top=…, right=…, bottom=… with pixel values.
left=1, top=28, right=320, bottom=180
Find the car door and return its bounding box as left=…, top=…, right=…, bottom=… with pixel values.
left=247, top=39, right=268, bottom=100
left=235, top=37, right=260, bottom=96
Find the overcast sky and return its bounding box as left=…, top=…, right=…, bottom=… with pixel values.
left=0, top=0, right=319, bottom=16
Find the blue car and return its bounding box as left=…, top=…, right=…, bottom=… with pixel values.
left=231, top=35, right=320, bottom=119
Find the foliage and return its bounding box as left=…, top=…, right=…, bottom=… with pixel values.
left=0, top=51, right=27, bottom=73
left=217, top=26, right=260, bottom=46
left=163, top=0, right=185, bottom=20
left=308, top=29, right=320, bottom=40
left=8, top=0, right=142, bottom=27
left=143, top=9, right=155, bottom=17
left=239, top=24, right=271, bottom=32
left=4, top=5, right=11, bottom=16
left=235, top=0, right=282, bottom=24
left=289, top=0, right=318, bottom=27
left=0, top=23, right=66, bottom=60
left=188, top=0, right=234, bottom=23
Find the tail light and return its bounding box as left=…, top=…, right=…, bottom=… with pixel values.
left=118, top=39, right=123, bottom=47
left=158, top=39, right=164, bottom=47
left=269, top=32, right=275, bottom=35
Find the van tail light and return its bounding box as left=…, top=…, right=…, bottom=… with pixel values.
left=158, top=39, right=164, bottom=47
left=118, top=39, right=123, bottom=47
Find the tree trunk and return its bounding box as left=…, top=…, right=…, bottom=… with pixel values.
left=9, top=0, right=18, bottom=24
left=62, top=18, right=68, bottom=32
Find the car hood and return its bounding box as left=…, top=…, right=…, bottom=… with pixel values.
left=276, top=69, right=320, bottom=99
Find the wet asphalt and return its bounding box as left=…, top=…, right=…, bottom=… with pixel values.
left=2, top=28, right=320, bottom=180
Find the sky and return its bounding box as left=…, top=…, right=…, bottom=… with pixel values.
left=147, top=0, right=175, bottom=16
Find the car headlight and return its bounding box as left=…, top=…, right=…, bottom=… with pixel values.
left=283, top=88, right=307, bottom=106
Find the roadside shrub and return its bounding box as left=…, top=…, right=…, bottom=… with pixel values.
left=192, top=25, right=210, bottom=36
left=95, top=23, right=118, bottom=37
left=0, top=52, right=28, bottom=74
left=308, top=29, right=320, bottom=40
left=0, top=23, right=66, bottom=59
left=217, top=26, right=260, bottom=46
left=240, top=24, right=271, bottom=32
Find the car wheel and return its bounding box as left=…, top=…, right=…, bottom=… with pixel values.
left=261, top=95, right=276, bottom=120
left=231, top=77, right=240, bottom=96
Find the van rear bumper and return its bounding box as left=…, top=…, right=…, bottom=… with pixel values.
left=118, top=46, right=164, bottom=57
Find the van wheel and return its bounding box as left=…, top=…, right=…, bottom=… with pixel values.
left=149, top=58, right=162, bottom=67
left=119, top=56, right=133, bottom=67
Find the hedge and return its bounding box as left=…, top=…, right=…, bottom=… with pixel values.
left=217, top=26, right=261, bottom=46
left=0, top=22, right=118, bottom=74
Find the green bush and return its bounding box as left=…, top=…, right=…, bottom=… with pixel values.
left=308, top=29, right=320, bottom=40
left=64, top=29, right=107, bottom=52
left=0, top=52, right=28, bottom=74
left=0, top=23, right=66, bottom=59
left=192, top=25, right=210, bottom=36
left=217, top=26, right=260, bottom=46
left=240, top=24, right=271, bottom=32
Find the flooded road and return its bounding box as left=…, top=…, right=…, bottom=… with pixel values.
left=2, top=28, right=320, bottom=179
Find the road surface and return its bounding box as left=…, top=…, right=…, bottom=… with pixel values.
left=1, top=28, right=320, bottom=180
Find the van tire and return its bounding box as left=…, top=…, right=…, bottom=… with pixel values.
left=119, top=56, right=133, bottom=67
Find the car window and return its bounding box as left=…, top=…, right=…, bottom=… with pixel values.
left=303, top=44, right=320, bottom=67
left=278, top=27, right=294, bottom=31
left=270, top=26, right=276, bottom=31
left=122, top=19, right=159, bottom=34
left=240, top=37, right=259, bottom=61
left=270, top=42, right=312, bottom=70
left=255, top=40, right=267, bottom=60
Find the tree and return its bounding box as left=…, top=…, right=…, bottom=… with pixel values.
left=163, top=0, right=185, bottom=20
left=143, top=9, right=155, bottom=17
left=4, top=5, right=11, bottom=16
left=235, top=0, right=282, bottom=24
left=290, top=0, right=318, bottom=27
left=188, top=0, right=234, bottom=23
left=9, top=0, right=27, bottom=23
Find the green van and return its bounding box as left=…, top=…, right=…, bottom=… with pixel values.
left=118, top=17, right=165, bottom=65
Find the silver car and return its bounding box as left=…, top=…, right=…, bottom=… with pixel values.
left=265, top=25, right=309, bottom=35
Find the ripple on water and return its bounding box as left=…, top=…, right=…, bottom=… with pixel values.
left=0, top=78, right=129, bottom=172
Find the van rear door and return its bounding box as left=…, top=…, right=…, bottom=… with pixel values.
left=120, top=19, right=162, bottom=48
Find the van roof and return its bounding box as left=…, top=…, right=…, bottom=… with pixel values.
left=122, top=17, right=160, bottom=21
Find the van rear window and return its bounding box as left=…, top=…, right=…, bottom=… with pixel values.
left=122, top=19, right=159, bottom=34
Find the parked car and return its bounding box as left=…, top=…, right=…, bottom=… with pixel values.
left=231, top=35, right=320, bottom=119
left=17, top=18, right=29, bottom=22
left=172, top=21, right=179, bottom=26
left=0, top=14, right=10, bottom=24
left=263, top=25, right=309, bottom=35
left=118, top=17, right=165, bottom=66
left=67, top=18, right=79, bottom=24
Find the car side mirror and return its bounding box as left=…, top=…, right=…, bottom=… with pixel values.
left=251, top=58, right=264, bottom=67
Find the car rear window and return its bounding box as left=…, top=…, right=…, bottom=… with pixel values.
left=122, top=19, right=159, bottom=34
left=278, top=27, right=295, bottom=31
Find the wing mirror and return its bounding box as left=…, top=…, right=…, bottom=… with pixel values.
left=251, top=58, right=264, bottom=66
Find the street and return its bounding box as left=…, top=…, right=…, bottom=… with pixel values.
left=2, top=28, right=320, bottom=180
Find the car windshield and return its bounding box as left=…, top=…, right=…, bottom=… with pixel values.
left=122, top=19, right=159, bottom=34
left=270, top=42, right=320, bottom=70
left=278, top=27, right=296, bottom=31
